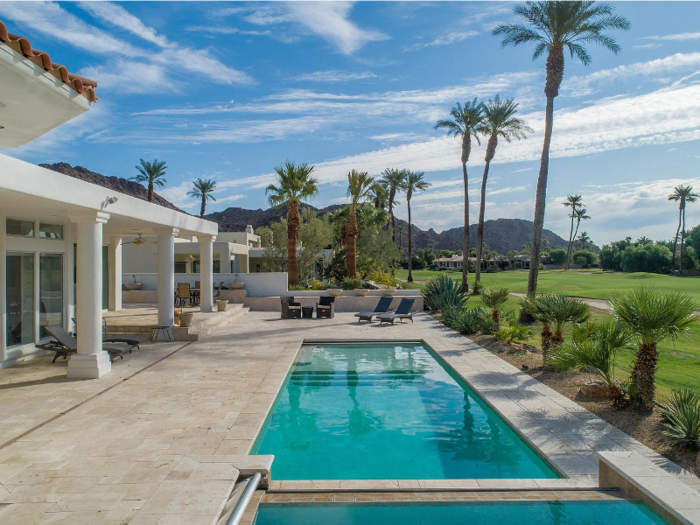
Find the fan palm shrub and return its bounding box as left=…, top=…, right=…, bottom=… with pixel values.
left=550, top=320, right=630, bottom=408
left=611, top=287, right=698, bottom=411
left=265, top=161, right=319, bottom=287
left=658, top=388, right=700, bottom=449
left=494, top=2, right=630, bottom=294
left=423, top=274, right=467, bottom=313
left=480, top=287, right=510, bottom=331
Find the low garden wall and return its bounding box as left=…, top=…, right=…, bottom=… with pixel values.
left=123, top=272, right=288, bottom=297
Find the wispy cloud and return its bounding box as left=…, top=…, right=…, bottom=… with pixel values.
left=297, top=70, right=377, bottom=83
left=404, top=30, right=478, bottom=51
left=225, top=2, right=387, bottom=55
left=80, top=1, right=170, bottom=48
left=642, top=32, right=700, bottom=42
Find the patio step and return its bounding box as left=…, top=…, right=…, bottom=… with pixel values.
left=187, top=304, right=249, bottom=341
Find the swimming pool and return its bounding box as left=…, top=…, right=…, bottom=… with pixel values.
left=252, top=342, right=558, bottom=480
left=254, top=500, right=669, bottom=525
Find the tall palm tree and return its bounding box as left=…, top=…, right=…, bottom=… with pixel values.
left=404, top=171, right=431, bottom=283
left=611, top=287, right=698, bottom=411
left=131, top=158, right=167, bottom=202
left=382, top=168, right=407, bottom=241
left=569, top=207, right=590, bottom=263
left=265, top=161, right=318, bottom=287
left=494, top=2, right=630, bottom=294
left=668, top=185, right=699, bottom=272
left=475, top=96, right=532, bottom=283
left=346, top=170, right=375, bottom=278
left=575, top=230, right=592, bottom=250
left=562, top=194, right=583, bottom=270
left=435, top=100, right=485, bottom=291
left=187, top=178, right=217, bottom=218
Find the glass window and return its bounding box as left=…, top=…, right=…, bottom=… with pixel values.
left=213, top=260, right=220, bottom=273
left=39, top=223, right=64, bottom=239
left=6, top=219, right=34, bottom=237
left=174, top=261, right=187, bottom=274
left=6, top=253, right=35, bottom=347
left=39, top=254, right=63, bottom=338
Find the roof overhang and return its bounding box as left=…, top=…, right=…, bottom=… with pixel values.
left=0, top=154, right=218, bottom=239
left=0, top=43, right=93, bottom=148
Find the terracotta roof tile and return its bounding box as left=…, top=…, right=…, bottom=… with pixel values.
left=0, top=19, right=97, bottom=102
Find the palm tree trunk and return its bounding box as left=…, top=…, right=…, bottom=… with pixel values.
left=407, top=197, right=414, bottom=282
left=528, top=94, right=555, bottom=295
left=287, top=201, right=300, bottom=287
left=541, top=325, right=553, bottom=365
left=570, top=216, right=582, bottom=265
left=565, top=213, right=576, bottom=270
left=461, top=138, right=471, bottom=292
left=389, top=196, right=396, bottom=242
left=346, top=205, right=358, bottom=278
left=632, top=342, right=658, bottom=411
left=200, top=196, right=206, bottom=218
left=680, top=207, right=686, bottom=273
left=147, top=182, right=154, bottom=203
left=528, top=46, right=562, bottom=295
left=671, top=207, right=681, bottom=271
left=476, top=135, right=497, bottom=283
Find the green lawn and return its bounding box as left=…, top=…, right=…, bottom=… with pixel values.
left=402, top=270, right=700, bottom=397
left=397, top=268, right=700, bottom=302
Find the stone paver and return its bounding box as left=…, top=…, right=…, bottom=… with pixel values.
left=0, top=311, right=697, bottom=524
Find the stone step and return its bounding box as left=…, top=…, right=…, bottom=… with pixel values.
left=188, top=305, right=250, bottom=341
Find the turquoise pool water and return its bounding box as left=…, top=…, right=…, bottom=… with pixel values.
left=252, top=343, right=558, bottom=479
left=254, top=501, right=669, bottom=525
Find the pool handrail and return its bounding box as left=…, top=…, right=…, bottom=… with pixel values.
left=225, top=472, right=262, bottom=525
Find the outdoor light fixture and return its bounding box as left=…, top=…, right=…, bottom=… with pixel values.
left=107, top=196, right=118, bottom=205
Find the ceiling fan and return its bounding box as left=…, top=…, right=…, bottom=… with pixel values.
left=122, top=234, right=157, bottom=246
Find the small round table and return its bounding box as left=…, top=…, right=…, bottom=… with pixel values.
left=301, top=306, right=314, bottom=319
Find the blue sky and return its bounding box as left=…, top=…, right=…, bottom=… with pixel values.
left=2, top=1, right=700, bottom=245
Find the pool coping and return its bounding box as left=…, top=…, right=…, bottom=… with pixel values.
left=249, top=329, right=699, bottom=494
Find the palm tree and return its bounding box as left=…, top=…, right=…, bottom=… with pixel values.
left=368, top=180, right=388, bottom=210
left=475, top=96, right=532, bottom=283
left=494, top=2, right=630, bottom=294
left=346, top=170, right=375, bottom=278
left=131, top=158, right=167, bottom=202
left=265, top=161, right=319, bottom=287
left=435, top=100, right=485, bottom=291
left=562, top=194, right=583, bottom=270
left=569, top=207, right=590, bottom=263
left=188, top=178, right=217, bottom=218
left=668, top=185, right=699, bottom=272
left=404, top=171, right=431, bottom=283
left=636, top=236, right=653, bottom=246
left=481, top=287, right=510, bottom=331
left=611, top=287, right=698, bottom=411
left=575, top=230, right=592, bottom=250
left=381, top=168, right=407, bottom=241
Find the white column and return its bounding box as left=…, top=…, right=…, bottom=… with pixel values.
left=108, top=236, right=122, bottom=311
left=68, top=212, right=111, bottom=379
left=156, top=228, right=178, bottom=326
left=65, top=224, right=76, bottom=334
left=199, top=235, right=215, bottom=312
left=0, top=214, right=6, bottom=364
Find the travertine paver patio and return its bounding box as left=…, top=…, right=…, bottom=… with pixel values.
left=0, top=311, right=697, bottom=524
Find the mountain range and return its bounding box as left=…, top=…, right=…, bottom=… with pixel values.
left=43, top=162, right=568, bottom=254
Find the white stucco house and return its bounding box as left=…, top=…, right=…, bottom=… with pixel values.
left=0, top=20, right=218, bottom=378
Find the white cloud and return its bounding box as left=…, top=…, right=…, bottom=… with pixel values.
left=80, top=60, right=173, bottom=94
left=217, top=194, right=247, bottom=205
left=642, top=32, right=700, bottom=42
left=80, top=1, right=170, bottom=48
left=404, top=31, right=478, bottom=51
left=229, top=2, right=387, bottom=55
left=297, top=70, right=377, bottom=83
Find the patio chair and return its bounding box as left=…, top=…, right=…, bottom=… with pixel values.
left=376, top=298, right=416, bottom=325
left=214, top=282, right=224, bottom=298
left=354, top=296, right=393, bottom=323
left=281, top=296, right=302, bottom=319
left=39, top=326, right=133, bottom=363
left=316, top=296, right=335, bottom=319
left=176, top=283, right=193, bottom=308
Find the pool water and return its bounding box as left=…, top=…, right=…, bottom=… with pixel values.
left=254, top=501, right=670, bottom=525
left=252, top=343, right=558, bottom=480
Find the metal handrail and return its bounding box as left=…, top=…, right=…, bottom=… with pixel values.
left=225, top=472, right=262, bottom=525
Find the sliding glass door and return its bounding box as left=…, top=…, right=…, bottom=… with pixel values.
left=6, top=253, right=35, bottom=348
left=40, top=253, right=63, bottom=338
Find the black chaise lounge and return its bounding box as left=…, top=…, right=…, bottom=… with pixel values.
left=376, top=298, right=416, bottom=325
left=38, top=326, right=134, bottom=363
left=72, top=317, right=148, bottom=349
left=354, top=296, right=394, bottom=323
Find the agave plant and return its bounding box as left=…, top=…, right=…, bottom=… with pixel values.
left=611, top=287, right=698, bottom=412
left=658, top=388, right=700, bottom=449
left=454, top=306, right=492, bottom=335
left=550, top=319, right=630, bottom=408
left=422, top=274, right=467, bottom=313
left=480, top=287, right=510, bottom=331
